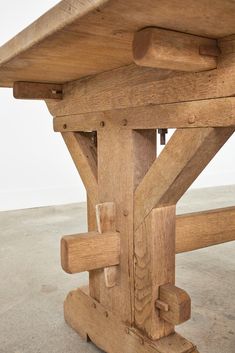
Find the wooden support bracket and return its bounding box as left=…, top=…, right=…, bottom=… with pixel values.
left=13, top=81, right=63, bottom=100
left=133, top=28, right=218, bottom=72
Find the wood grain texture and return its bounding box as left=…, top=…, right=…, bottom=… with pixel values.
left=158, top=284, right=191, bottom=326
left=13, top=82, right=63, bottom=100
left=62, top=132, right=98, bottom=207
left=134, top=127, right=235, bottom=229
left=176, top=206, right=235, bottom=253
left=96, top=202, right=119, bottom=288
left=1, top=0, right=235, bottom=87
left=61, top=231, right=120, bottom=274
left=47, top=52, right=235, bottom=117
left=87, top=195, right=103, bottom=302
left=53, top=97, right=235, bottom=132
left=64, top=287, right=199, bottom=353
left=133, top=28, right=217, bottom=72
left=96, top=202, right=116, bottom=233
left=134, top=206, right=175, bottom=340
left=90, top=129, right=156, bottom=324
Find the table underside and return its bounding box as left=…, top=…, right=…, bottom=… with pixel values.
left=1, top=0, right=235, bottom=87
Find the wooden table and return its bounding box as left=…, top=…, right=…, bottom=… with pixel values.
left=1, top=1, right=235, bottom=352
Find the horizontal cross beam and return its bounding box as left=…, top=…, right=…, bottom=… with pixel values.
left=176, top=206, right=235, bottom=253
left=46, top=48, right=235, bottom=117
left=61, top=206, right=235, bottom=274
left=53, top=97, right=235, bottom=132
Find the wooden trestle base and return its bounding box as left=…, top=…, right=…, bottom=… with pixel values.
left=64, top=287, right=199, bottom=353
left=1, top=4, right=235, bottom=350
left=54, top=44, right=235, bottom=351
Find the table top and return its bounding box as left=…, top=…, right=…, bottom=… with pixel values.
left=0, top=0, right=234, bottom=88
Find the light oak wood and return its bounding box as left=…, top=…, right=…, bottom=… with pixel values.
left=93, top=128, right=135, bottom=322
left=134, top=127, right=235, bottom=229
left=218, top=36, right=235, bottom=55
left=1, top=0, right=235, bottom=87
left=64, top=287, right=199, bottom=353
left=158, top=284, right=191, bottom=326
left=96, top=202, right=119, bottom=288
left=155, top=300, right=169, bottom=313
left=2, top=2, right=234, bottom=352
left=134, top=206, right=175, bottom=340
left=53, top=97, right=235, bottom=132
left=87, top=195, right=103, bottom=303
left=133, top=28, right=217, bottom=72
left=90, top=129, right=156, bottom=324
left=176, top=206, right=235, bottom=253
left=62, top=132, right=98, bottom=207
left=61, top=231, right=120, bottom=274
left=62, top=206, right=235, bottom=274
left=13, top=82, right=63, bottom=100
left=47, top=51, right=235, bottom=117
left=96, top=202, right=116, bottom=234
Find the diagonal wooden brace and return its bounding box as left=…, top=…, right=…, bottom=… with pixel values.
left=134, top=127, right=235, bottom=229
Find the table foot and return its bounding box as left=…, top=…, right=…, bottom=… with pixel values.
left=64, top=287, right=199, bottom=353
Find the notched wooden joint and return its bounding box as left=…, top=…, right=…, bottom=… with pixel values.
left=133, top=27, right=218, bottom=72
left=13, top=81, right=63, bottom=100
left=96, top=202, right=119, bottom=288
left=156, top=284, right=191, bottom=325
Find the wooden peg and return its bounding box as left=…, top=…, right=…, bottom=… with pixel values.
left=157, top=284, right=191, bottom=325
left=96, top=202, right=119, bottom=287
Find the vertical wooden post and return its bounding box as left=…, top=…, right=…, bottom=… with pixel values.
left=134, top=206, right=176, bottom=339
left=89, top=128, right=156, bottom=323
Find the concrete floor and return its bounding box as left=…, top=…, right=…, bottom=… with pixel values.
left=0, top=185, right=234, bottom=353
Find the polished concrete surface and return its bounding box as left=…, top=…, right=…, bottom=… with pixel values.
left=0, top=185, right=234, bottom=353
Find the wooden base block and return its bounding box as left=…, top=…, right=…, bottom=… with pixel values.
left=64, top=287, right=199, bottom=353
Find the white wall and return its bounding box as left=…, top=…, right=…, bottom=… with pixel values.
left=0, top=1, right=86, bottom=211
left=0, top=1, right=234, bottom=211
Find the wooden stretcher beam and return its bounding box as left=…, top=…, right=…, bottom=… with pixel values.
left=53, top=97, right=235, bottom=132
left=61, top=206, right=235, bottom=274
left=176, top=206, right=235, bottom=253
left=133, top=28, right=218, bottom=72
left=61, top=231, right=120, bottom=274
